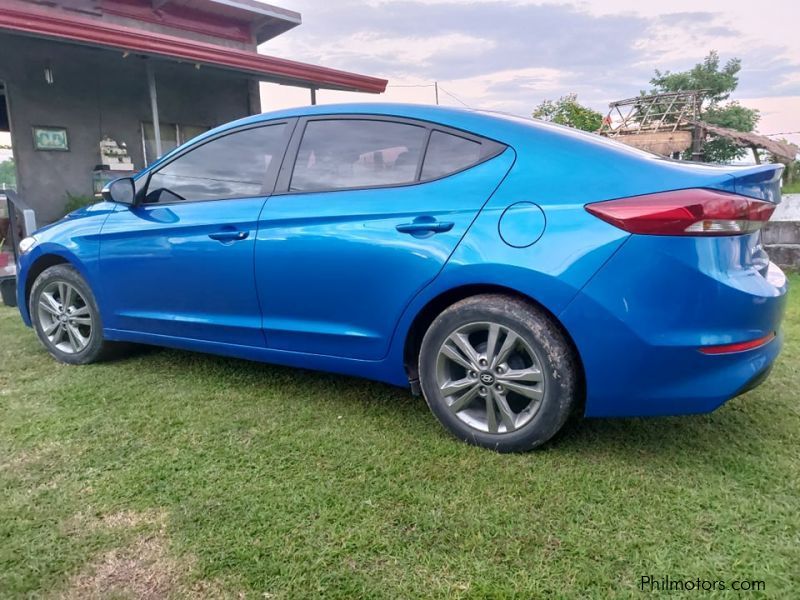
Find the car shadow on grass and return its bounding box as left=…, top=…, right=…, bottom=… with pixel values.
left=116, top=344, right=779, bottom=469
left=120, top=344, right=422, bottom=412
left=551, top=395, right=781, bottom=473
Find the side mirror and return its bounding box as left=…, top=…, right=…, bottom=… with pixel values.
left=102, top=177, right=136, bottom=205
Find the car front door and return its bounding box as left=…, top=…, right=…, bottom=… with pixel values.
left=255, top=117, right=514, bottom=360
left=100, top=120, right=294, bottom=346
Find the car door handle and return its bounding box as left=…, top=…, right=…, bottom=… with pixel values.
left=396, top=219, right=455, bottom=235
left=208, top=230, right=249, bottom=242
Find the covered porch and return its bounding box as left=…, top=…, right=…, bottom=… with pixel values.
left=0, top=1, right=386, bottom=222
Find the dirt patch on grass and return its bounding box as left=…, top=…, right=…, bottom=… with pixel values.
left=0, top=442, right=64, bottom=475
left=59, top=533, right=181, bottom=600
left=95, top=508, right=166, bottom=531
left=60, top=508, right=166, bottom=537
left=58, top=509, right=233, bottom=599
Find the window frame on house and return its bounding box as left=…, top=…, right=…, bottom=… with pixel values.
left=141, top=122, right=212, bottom=166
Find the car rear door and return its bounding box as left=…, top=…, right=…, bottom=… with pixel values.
left=100, top=120, right=294, bottom=346
left=254, top=116, right=514, bottom=360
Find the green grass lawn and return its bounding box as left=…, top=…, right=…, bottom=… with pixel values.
left=1, top=276, right=798, bottom=599
left=782, top=180, right=800, bottom=194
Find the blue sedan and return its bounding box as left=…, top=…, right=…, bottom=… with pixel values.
left=14, top=104, right=788, bottom=452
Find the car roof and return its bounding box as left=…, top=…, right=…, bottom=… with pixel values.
left=216, top=102, right=659, bottom=159
left=144, top=102, right=666, bottom=174
left=220, top=102, right=511, bottom=135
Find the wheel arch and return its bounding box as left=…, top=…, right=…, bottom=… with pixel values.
left=24, top=253, right=72, bottom=312
left=402, top=283, right=585, bottom=409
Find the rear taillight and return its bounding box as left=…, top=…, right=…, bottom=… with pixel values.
left=585, top=189, right=775, bottom=236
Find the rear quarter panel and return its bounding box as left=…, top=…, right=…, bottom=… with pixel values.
left=387, top=115, right=775, bottom=393
left=560, top=234, right=788, bottom=417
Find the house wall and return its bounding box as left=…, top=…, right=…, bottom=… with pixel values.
left=0, top=33, right=258, bottom=223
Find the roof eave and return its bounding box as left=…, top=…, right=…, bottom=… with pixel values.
left=0, top=5, right=386, bottom=94
left=207, top=0, right=302, bottom=44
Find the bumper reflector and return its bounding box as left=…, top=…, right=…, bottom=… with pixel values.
left=699, top=332, right=776, bottom=355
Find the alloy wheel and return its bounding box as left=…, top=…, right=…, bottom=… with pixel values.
left=435, top=321, right=545, bottom=434
left=36, top=281, right=93, bottom=354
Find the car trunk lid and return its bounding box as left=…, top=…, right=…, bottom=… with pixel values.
left=715, top=163, right=784, bottom=203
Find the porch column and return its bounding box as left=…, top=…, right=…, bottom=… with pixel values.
left=145, top=60, right=162, bottom=159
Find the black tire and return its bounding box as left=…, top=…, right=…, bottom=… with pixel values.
left=418, top=294, right=579, bottom=452
left=29, top=264, right=116, bottom=365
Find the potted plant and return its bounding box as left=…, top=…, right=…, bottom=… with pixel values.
left=64, top=191, right=96, bottom=215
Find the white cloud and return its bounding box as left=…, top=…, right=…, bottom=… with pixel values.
left=348, top=31, right=496, bottom=69
left=257, top=0, right=800, bottom=136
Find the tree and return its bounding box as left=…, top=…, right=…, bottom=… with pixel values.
left=648, top=51, right=760, bottom=162
left=650, top=51, right=741, bottom=104
left=532, top=94, right=603, bottom=132
left=701, top=102, right=761, bottom=163
left=0, top=158, right=16, bottom=188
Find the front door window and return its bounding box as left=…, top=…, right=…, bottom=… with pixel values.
left=144, top=123, right=288, bottom=203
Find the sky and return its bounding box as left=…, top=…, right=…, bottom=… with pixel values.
left=257, top=0, right=800, bottom=146
left=1, top=0, right=797, bottom=161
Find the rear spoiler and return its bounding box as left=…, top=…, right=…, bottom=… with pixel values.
left=724, top=164, right=784, bottom=203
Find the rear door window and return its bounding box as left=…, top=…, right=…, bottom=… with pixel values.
left=421, top=131, right=483, bottom=180
left=289, top=119, right=427, bottom=192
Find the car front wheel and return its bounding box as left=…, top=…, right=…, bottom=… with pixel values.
left=418, top=294, right=580, bottom=452
left=30, top=264, right=115, bottom=364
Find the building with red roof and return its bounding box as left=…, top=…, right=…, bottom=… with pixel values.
left=0, top=0, right=386, bottom=221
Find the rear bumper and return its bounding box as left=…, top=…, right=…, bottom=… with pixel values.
left=734, top=363, right=774, bottom=398
left=560, top=235, right=788, bottom=417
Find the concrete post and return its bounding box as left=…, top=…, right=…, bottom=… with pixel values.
left=145, top=60, right=162, bottom=159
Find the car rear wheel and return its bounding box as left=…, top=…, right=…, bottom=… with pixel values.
left=419, top=294, right=579, bottom=452
left=30, top=264, right=115, bottom=364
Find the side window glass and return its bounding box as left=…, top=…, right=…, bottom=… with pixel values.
left=145, top=123, right=287, bottom=203
left=421, top=131, right=482, bottom=180
left=290, top=120, right=426, bottom=192
left=142, top=122, right=179, bottom=166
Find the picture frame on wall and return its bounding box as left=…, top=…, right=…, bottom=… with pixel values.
left=32, top=126, right=69, bottom=151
